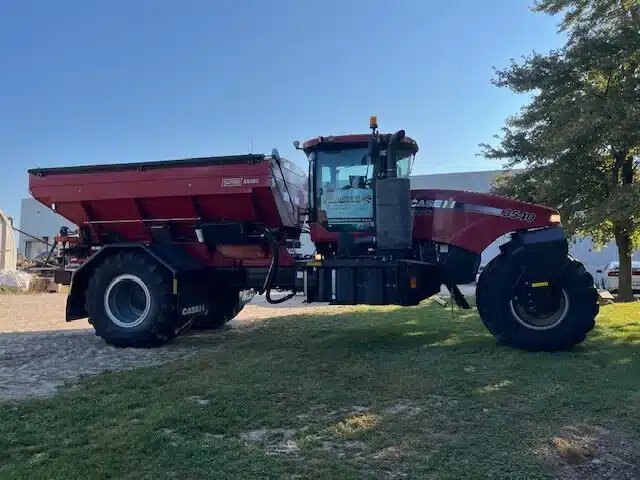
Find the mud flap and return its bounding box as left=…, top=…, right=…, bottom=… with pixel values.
left=177, top=277, right=255, bottom=327
left=176, top=271, right=212, bottom=326
left=239, top=288, right=256, bottom=307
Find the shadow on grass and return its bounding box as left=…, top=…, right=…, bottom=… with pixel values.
left=173, top=301, right=638, bottom=358
left=173, top=304, right=489, bottom=357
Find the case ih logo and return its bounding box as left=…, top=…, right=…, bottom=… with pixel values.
left=411, top=199, right=457, bottom=209
left=221, top=177, right=259, bottom=187
left=411, top=199, right=457, bottom=217
left=181, top=304, right=207, bottom=316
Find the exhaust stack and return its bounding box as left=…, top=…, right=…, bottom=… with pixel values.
left=373, top=127, right=412, bottom=252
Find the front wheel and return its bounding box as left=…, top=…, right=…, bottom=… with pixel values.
left=476, top=255, right=598, bottom=351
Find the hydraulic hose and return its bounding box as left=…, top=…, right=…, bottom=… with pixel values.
left=260, top=229, right=297, bottom=304
left=42, top=241, right=57, bottom=267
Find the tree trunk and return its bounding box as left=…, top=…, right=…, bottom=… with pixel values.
left=614, top=228, right=634, bottom=302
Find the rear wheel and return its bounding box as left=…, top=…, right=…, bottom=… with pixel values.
left=476, top=255, right=598, bottom=351
left=86, top=251, right=178, bottom=347
left=191, top=289, right=244, bottom=330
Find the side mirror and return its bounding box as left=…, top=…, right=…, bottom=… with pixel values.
left=293, top=141, right=301, bottom=150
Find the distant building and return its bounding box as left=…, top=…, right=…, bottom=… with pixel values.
left=18, top=198, right=75, bottom=260
left=411, top=169, right=512, bottom=193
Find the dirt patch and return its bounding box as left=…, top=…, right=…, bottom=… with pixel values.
left=540, top=425, right=640, bottom=479
left=333, top=413, right=380, bottom=435
left=297, top=404, right=371, bottom=423
left=299, top=400, right=426, bottom=431
left=239, top=428, right=299, bottom=455
left=320, top=439, right=367, bottom=458
left=185, top=395, right=210, bottom=405
left=372, top=446, right=404, bottom=460
left=240, top=428, right=297, bottom=443
left=267, top=439, right=300, bottom=455
left=383, top=401, right=423, bottom=417
left=157, top=427, right=184, bottom=447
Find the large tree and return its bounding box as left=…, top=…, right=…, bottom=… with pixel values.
left=483, top=0, right=640, bottom=301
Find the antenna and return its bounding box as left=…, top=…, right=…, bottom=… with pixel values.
left=249, top=138, right=255, bottom=154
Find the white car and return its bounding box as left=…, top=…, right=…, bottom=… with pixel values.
left=475, top=264, right=485, bottom=284
left=596, top=261, right=640, bottom=292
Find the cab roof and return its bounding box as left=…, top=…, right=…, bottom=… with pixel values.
left=302, top=134, right=419, bottom=154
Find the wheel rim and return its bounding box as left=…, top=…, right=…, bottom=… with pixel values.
left=104, top=274, right=151, bottom=328
left=509, top=289, right=570, bottom=331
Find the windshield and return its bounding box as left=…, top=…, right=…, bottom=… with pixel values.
left=314, top=147, right=414, bottom=231
left=316, top=148, right=374, bottom=231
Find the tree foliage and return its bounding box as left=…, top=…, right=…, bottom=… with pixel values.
left=483, top=0, right=640, bottom=300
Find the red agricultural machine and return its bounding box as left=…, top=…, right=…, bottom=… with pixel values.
left=28, top=118, right=598, bottom=350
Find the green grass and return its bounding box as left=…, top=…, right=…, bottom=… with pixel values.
left=1, top=301, right=639, bottom=479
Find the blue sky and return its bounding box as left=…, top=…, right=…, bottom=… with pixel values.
left=0, top=0, right=563, bottom=223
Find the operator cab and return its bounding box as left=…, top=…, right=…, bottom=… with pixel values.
left=299, top=124, right=418, bottom=235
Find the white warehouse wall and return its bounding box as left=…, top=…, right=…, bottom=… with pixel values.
left=19, top=198, right=76, bottom=259
left=411, top=169, right=511, bottom=193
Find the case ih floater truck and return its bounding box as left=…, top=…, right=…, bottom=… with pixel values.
left=28, top=118, right=598, bottom=351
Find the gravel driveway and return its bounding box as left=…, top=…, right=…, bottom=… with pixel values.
left=0, top=293, right=338, bottom=402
